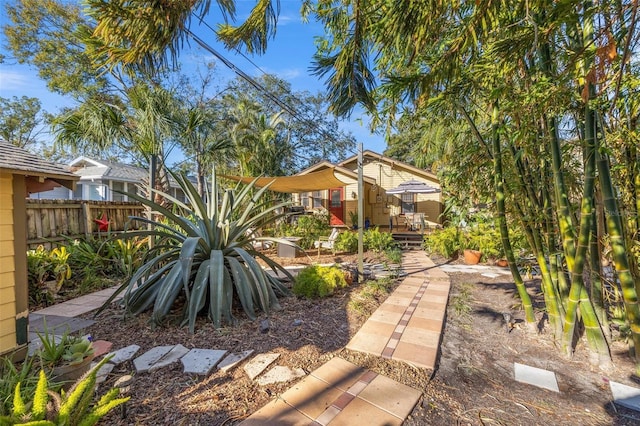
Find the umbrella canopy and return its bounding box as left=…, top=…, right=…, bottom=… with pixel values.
left=386, top=179, right=440, bottom=194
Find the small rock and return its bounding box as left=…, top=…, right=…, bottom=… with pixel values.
left=107, top=344, right=140, bottom=365
left=292, top=319, right=303, bottom=326
left=259, top=319, right=271, bottom=333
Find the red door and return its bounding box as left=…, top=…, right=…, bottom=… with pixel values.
left=328, top=188, right=344, bottom=226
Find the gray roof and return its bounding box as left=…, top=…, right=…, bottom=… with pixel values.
left=0, top=141, right=77, bottom=180
left=71, top=157, right=191, bottom=187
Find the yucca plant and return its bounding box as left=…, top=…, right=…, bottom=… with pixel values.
left=98, top=169, right=293, bottom=331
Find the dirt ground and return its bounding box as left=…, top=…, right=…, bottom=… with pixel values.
left=83, top=250, right=640, bottom=425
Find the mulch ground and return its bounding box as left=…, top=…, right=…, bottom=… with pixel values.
left=81, top=251, right=640, bottom=425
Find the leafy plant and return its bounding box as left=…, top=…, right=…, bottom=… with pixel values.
left=35, top=327, right=94, bottom=369
left=363, top=227, right=397, bottom=253
left=293, top=265, right=348, bottom=298
left=348, top=211, right=358, bottom=229
left=26, top=246, right=73, bottom=306
left=99, top=170, right=292, bottom=331
left=104, top=237, right=148, bottom=278
left=0, top=356, right=128, bottom=426
left=423, top=227, right=461, bottom=258
left=334, top=231, right=358, bottom=253
left=0, top=357, right=37, bottom=417
left=385, top=247, right=403, bottom=265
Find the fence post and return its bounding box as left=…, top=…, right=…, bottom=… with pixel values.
left=82, top=201, right=91, bottom=238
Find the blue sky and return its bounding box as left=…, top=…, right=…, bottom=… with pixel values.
left=0, top=1, right=387, bottom=164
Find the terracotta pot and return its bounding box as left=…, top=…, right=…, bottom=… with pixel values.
left=52, top=355, right=94, bottom=387
left=463, top=249, right=482, bottom=265
left=496, top=259, right=509, bottom=267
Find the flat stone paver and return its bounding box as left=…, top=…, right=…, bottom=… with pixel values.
left=218, top=350, right=255, bottom=372
left=106, top=344, right=140, bottom=365
left=133, top=345, right=175, bottom=373
left=241, top=357, right=420, bottom=425
left=610, top=381, right=640, bottom=412
left=244, top=353, right=280, bottom=380
left=149, top=344, right=190, bottom=371
left=346, top=250, right=449, bottom=369
left=255, top=365, right=306, bottom=386
left=29, top=315, right=95, bottom=335
left=181, top=349, right=227, bottom=375
left=514, top=362, right=559, bottom=392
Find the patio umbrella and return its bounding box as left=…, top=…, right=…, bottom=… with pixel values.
left=385, top=179, right=440, bottom=194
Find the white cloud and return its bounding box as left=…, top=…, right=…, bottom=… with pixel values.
left=0, top=69, right=31, bottom=91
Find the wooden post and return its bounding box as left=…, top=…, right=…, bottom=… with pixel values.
left=81, top=201, right=91, bottom=238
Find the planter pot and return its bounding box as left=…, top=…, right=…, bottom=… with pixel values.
left=463, top=249, right=482, bottom=265
left=496, top=259, right=509, bottom=267
left=52, top=355, right=94, bottom=387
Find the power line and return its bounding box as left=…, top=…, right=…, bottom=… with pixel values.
left=186, top=19, right=361, bottom=157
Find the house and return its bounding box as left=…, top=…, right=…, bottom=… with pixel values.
left=294, top=150, right=442, bottom=229
left=0, top=141, right=78, bottom=358
left=31, top=157, right=188, bottom=202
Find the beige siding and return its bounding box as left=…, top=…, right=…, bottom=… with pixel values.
left=0, top=172, right=16, bottom=354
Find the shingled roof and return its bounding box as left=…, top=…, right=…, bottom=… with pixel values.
left=0, top=141, right=78, bottom=189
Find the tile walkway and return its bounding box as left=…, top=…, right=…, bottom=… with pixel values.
left=346, top=250, right=450, bottom=369
left=240, top=357, right=421, bottom=426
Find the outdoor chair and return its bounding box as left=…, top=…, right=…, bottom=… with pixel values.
left=313, top=227, right=340, bottom=257
left=246, top=228, right=272, bottom=250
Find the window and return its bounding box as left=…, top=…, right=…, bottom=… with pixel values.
left=312, top=191, right=323, bottom=208
left=112, top=181, right=125, bottom=202
left=73, top=184, right=83, bottom=200
left=330, top=189, right=342, bottom=208
left=300, top=192, right=310, bottom=209
left=401, top=193, right=415, bottom=213
left=88, top=184, right=106, bottom=201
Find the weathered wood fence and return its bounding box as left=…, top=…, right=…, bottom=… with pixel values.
left=26, top=200, right=145, bottom=249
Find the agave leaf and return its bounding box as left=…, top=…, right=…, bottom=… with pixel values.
left=208, top=250, right=225, bottom=328
left=235, top=248, right=271, bottom=312
left=151, top=262, right=184, bottom=324
left=227, top=257, right=256, bottom=320
left=187, top=259, right=211, bottom=332
left=180, top=237, right=203, bottom=298
left=222, top=267, right=235, bottom=325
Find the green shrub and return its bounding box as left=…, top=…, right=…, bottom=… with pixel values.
left=0, top=357, right=37, bottom=417
left=27, top=246, right=73, bottom=306
left=293, top=265, right=348, bottom=298
left=335, top=231, right=358, bottom=253
left=363, top=227, right=397, bottom=253
left=423, top=226, right=461, bottom=258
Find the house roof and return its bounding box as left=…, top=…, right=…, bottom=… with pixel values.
left=0, top=141, right=78, bottom=191
left=69, top=156, right=187, bottom=187
left=338, top=150, right=439, bottom=181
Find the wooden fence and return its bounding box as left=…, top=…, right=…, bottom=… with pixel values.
left=26, top=200, right=145, bottom=249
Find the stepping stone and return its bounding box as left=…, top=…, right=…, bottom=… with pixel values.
left=181, top=349, right=227, bottom=375
left=244, top=353, right=280, bottom=380
left=255, top=366, right=306, bottom=386
left=91, top=361, right=115, bottom=384
left=514, top=362, right=559, bottom=392
left=610, top=381, right=640, bottom=412
left=481, top=273, right=500, bottom=278
left=218, top=350, right=255, bottom=373
left=106, top=344, right=140, bottom=365
left=149, top=344, right=190, bottom=372
left=133, top=345, right=174, bottom=373
left=92, top=340, right=113, bottom=358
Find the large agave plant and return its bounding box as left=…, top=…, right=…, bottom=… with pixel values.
left=99, top=169, right=293, bottom=331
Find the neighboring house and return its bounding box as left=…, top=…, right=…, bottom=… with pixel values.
left=294, top=150, right=442, bottom=228
left=31, top=157, right=188, bottom=202
left=0, top=141, right=78, bottom=357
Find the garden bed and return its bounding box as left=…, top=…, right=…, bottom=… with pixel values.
left=79, top=254, right=640, bottom=425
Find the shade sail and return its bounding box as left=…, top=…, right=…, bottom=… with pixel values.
left=220, top=168, right=356, bottom=193
left=386, top=179, right=440, bottom=194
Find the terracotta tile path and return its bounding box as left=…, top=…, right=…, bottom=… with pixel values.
left=242, top=250, right=450, bottom=424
